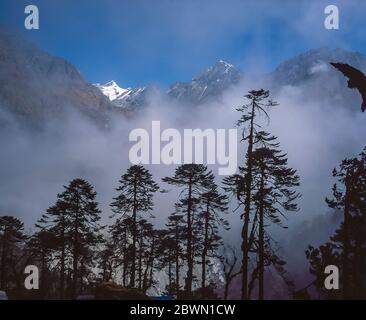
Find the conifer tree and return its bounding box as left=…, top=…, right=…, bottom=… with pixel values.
left=36, top=199, right=69, bottom=298
left=306, top=148, right=366, bottom=299
left=163, top=164, right=213, bottom=295
left=46, top=178, right=104, bottom=298
left=0, top=216, right=27, bottom=291
left=251, top=132, right=300, bottom=299
left=109, top=216, right=135, bottom=286
left=198, top=180, right=229, bottom=299
left=224, top=89, right=277, bottom=299
left=26, top=230, right=58, bottom=298
left=165, top=212, right=185, bottom=296
left=111, top=165, right=159, bottom=288
left=97, top=238, right=116, bottom=282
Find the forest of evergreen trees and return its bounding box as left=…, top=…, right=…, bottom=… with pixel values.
left=1, top=89, right=365, bottom=300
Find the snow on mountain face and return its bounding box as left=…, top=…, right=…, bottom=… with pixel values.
left=94, top=81, right=150, bottom=110
left=94, top=80, right=130, bottom=101
left=95, top=60, right=242, bottom=110
left=96, top=48, right=366, bottom=112
left=113, top=87, right=150, bottom=110
left=167, top=60, right=242, bottom=106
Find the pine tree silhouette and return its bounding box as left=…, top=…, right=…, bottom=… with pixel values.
left=111, top=165, right=159, bottom=288
left=306, top=148, right=366, bottom=299
left=250, top=132, right=300, bottom=299
left=36, top=198, right=70, bottom=298
left=26, top=230, right=58, bottom=298
left=224, top=89, right=277, bottom=299
left=40, top=178, right=104, bottom=298
left=198, top=178, right=229, bottom=299
left=164, top=212, right=185, bottom=296
left=163, top=164, right=213, bottom=296
left=0, top=216, right=26, bottom=291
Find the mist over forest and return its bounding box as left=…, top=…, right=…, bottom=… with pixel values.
left=1, top=25, right=366, bottom=299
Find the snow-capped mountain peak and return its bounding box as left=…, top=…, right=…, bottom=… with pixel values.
left=167, top=59, right=242, bottom=106
left=95, top=60, right=242, bottom=110
left=207, top=59, right=234, bottom=74
left=94, top=80, right=151, bottom=110
left=94, top=49, right=366, bottom=112
left=94, top=80, right=130, bottom=101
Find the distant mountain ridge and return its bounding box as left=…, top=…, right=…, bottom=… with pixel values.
left=2, top=27, right=366, bottom=124
left=272, top=47, right=366, bottom=86
left=95, top=59, right=242, bottom=110
left=94, top=80, right=152, bottom=111
left=167, top=59, right=242, bottom=106
left=96, top=48, right=366, bottom=112
left=269, top=47, right=366, bottom=108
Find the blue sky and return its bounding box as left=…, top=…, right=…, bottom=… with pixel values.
left=1, top=0, right=366, bottom=88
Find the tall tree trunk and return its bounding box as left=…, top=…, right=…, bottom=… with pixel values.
left=241, top=101, right=255, bottom=300
left=258, top=168, right=265, bottom=300
left=175, top=224, right=180, bottom=296
left=130, top=178, right=137, bottom=288
left=60, top=217, right=65, bottom=299
left=72, top=199, right=80, bottom=299
left=224, top=280, right=229, bottom=300
left=79, top=260, right=84, bottom=295
left=168, top=250, right=172, bottom=294
left=72, top=233, right=78, bottom=297
left=41, top=249, right=46, bottom=298
left=201, top=201, right=209, bottom=299
left=67, top=268, right=72, bottom=298
left=123, top=259, right=128, bottom=287
left=149, top=246, right=154, bottom=291
left=142, top=237, right=155, bottom=293
left=122, top=231, right=127, bottom=287
left=102, top=261, right=107, bottom=282
left=0, top=227, right=7, bottom=290
left=185, top=179, right=193, bottom=294
left=354, top=235, right=362, bottom=298
left=343, top=174, right=351, bottom=299
left=138, top=230, right=143, bottom=291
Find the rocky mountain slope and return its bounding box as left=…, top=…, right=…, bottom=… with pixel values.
left=94, top=80, right=151, bottom=111
left=95, top=60, right=242, bottom=110
left=270, top=47, right=366, bottom=108
left=167, top=59, right=242, bottom=106
left=0, top=29, right=113, bottom=127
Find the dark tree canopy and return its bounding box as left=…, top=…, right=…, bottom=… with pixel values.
left=306, top=148, right=366, bottom=299
left=110, top=165, right=159, bottom=288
